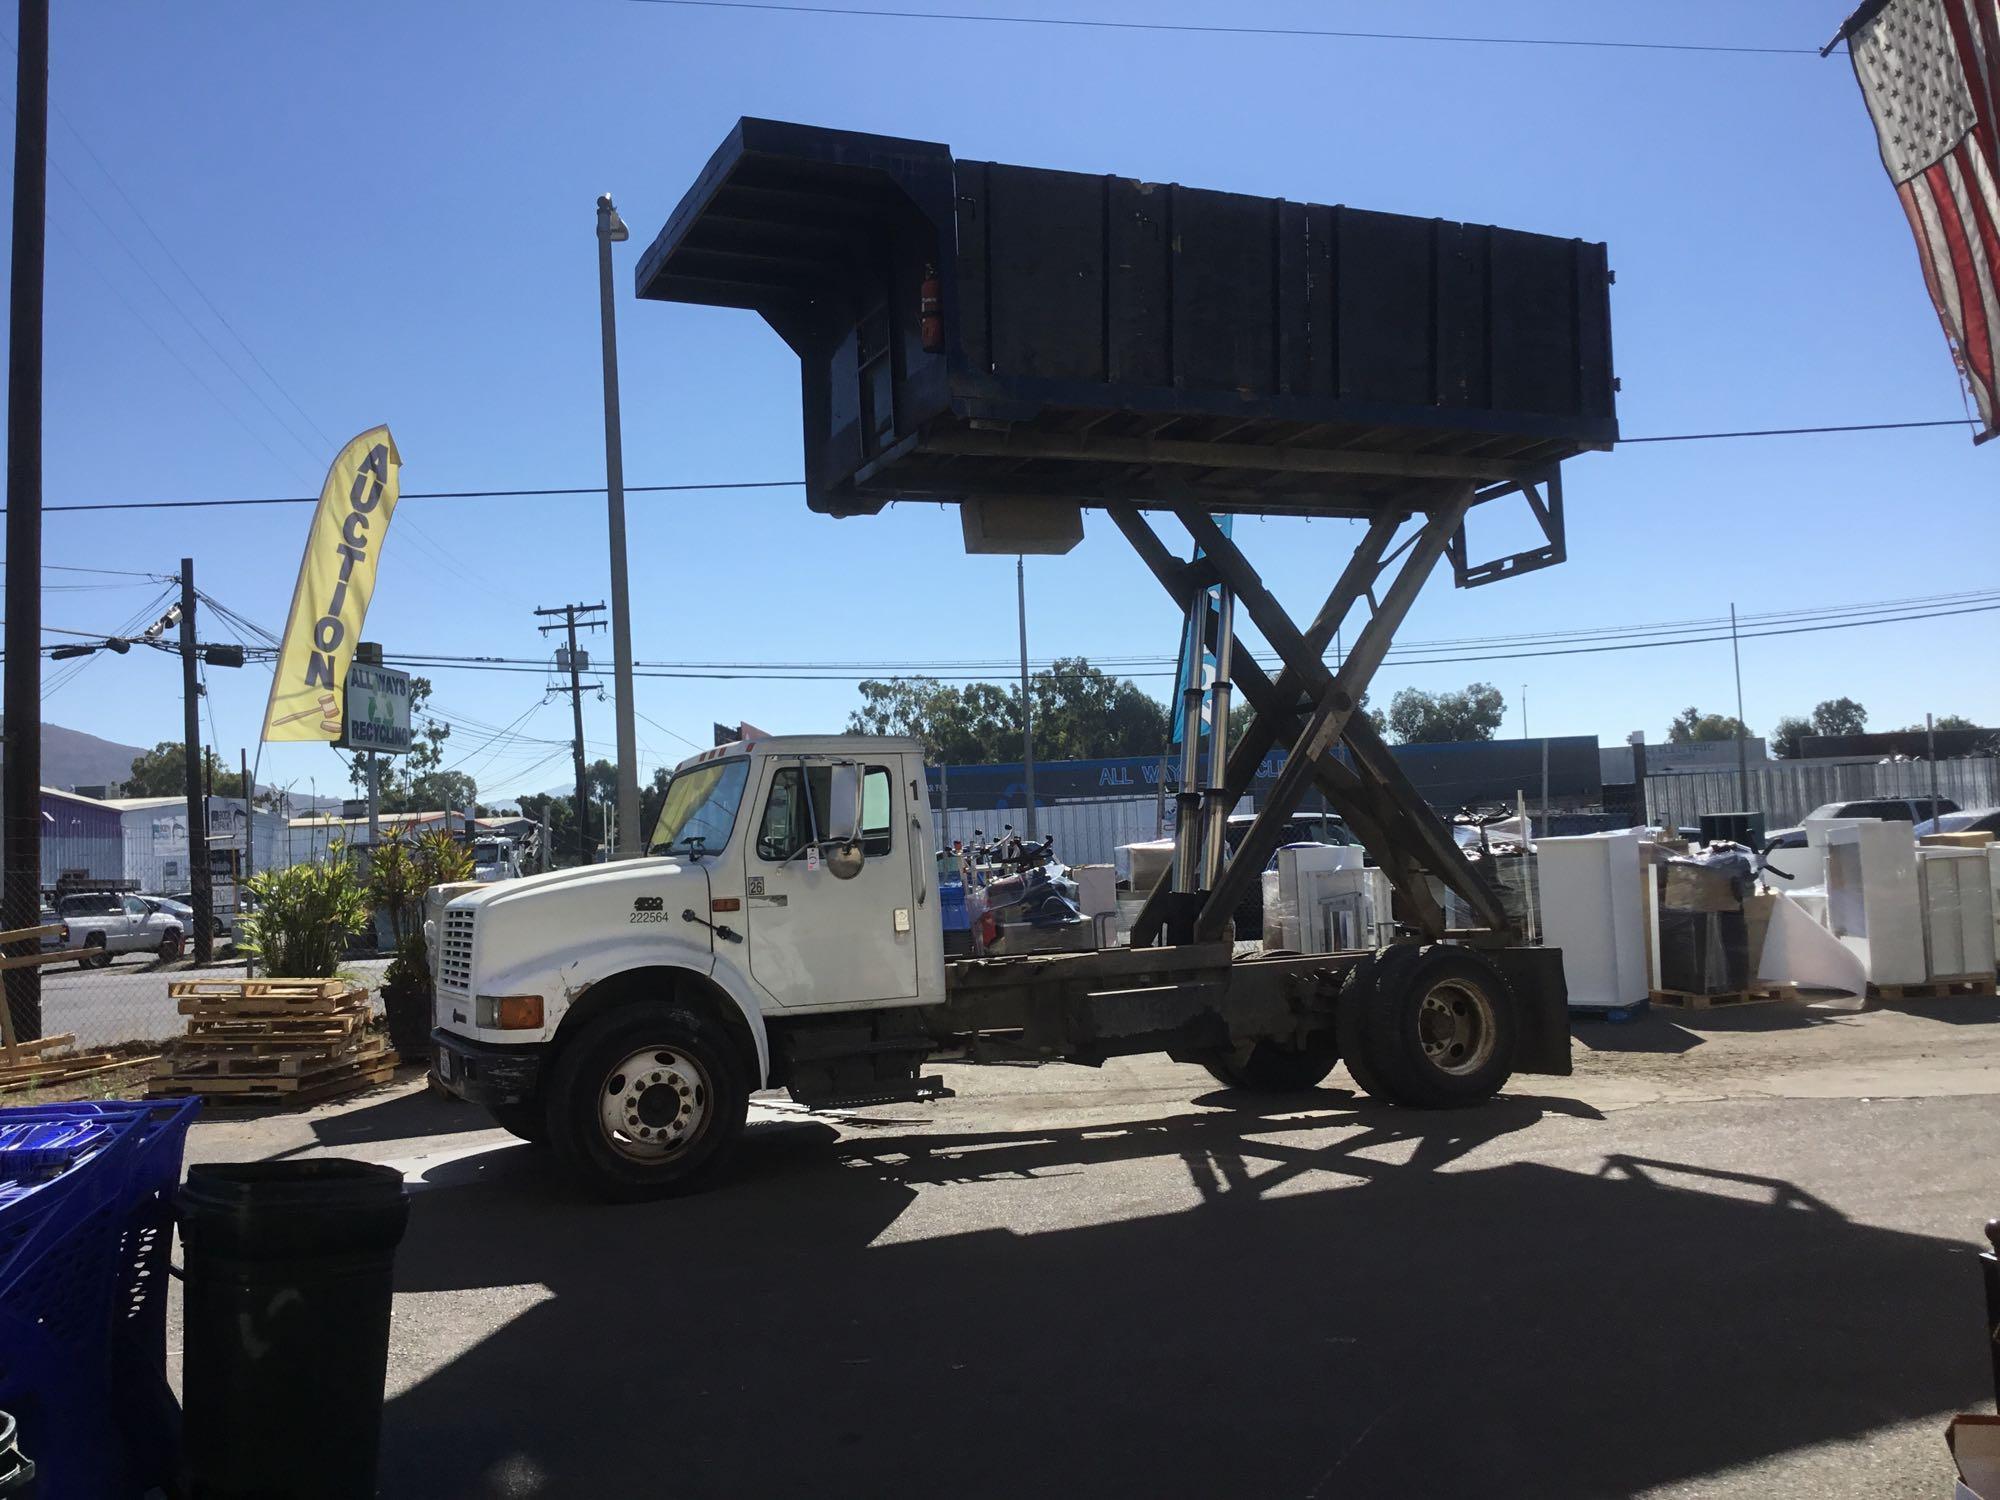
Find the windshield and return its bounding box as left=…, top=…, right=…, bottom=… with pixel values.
left=650, top=759, right=750, bottom=855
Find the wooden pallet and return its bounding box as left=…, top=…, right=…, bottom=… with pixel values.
left=151, top=1056, right=398, bottom=1104
left=1649, top=985, right=1797, bottom=1011
left=169, top=976, right=354, bottom=1002
left=1868, top=976, right=1999, bottom=1001
left=165, top=1035, right=391, bottom=1080
left=150, top=1046, right=399, bottom=1098
left=154, top=976, right=394, bottom=1107
left=0, top=1033, right=159, bottom=1093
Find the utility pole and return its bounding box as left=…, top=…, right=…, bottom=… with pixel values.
left=1017, top=556, right=1036, bottom=840
left=180, top=559, right=214, bottom=962
left=596, top=193, right=642, bottom=860
left=2, top=0, right=48, bottom=1041
left=241, top=747, right=254, bottom=978
left=1729, top=602, right=1750, bottom=811
left=537, top=602, right=605, bottom=867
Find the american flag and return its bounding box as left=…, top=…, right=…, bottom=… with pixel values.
left=1842, top=0, right=2000, bottom=441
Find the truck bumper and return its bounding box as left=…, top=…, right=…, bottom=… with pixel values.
left=431, top=1028, right=544, bottom=1107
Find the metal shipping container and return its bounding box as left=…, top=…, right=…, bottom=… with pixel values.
left=638, top=118, right=1618, bottom=524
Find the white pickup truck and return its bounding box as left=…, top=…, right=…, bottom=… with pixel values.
left=430, top=735, right=1570, bottom=1199
left=55, top=891, right=185, bottom=966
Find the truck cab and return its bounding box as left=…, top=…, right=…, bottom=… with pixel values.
left=432, top=736, right=945, bottom=1192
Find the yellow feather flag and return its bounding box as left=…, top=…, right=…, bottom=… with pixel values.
left=260, top=426, right=402, bottom=742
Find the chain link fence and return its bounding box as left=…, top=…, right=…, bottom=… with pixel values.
left=1, top=858, right=392, bottom=1099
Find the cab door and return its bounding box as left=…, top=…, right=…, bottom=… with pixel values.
left=744, top=755, right=920, bottom=1010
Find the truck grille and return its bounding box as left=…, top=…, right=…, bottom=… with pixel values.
left=438, top=908, right=475, bottom=993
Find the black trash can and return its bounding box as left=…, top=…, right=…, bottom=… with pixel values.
left=176, top=1160, right=410, bottom=1500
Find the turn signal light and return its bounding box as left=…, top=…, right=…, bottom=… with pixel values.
left=710, top=897, right=741, bottom=913
left=476, top=994, right=544, bottom=1029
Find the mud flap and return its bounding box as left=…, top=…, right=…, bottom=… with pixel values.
left=1488, top=946, right=1571, bottom=1077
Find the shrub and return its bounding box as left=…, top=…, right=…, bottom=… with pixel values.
left=380, top=930, right=434, bottom=1061
left=367, top=826, right=476, bottom=943
left=239, top=850, right=371, bottom=977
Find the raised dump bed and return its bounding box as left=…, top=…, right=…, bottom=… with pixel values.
left=637, top=117, right=1618, bottom=529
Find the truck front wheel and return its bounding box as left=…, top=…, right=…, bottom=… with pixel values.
left=546, top=1002, right=749, bottom=1201
left=484, top=1099, right=547, bottom=1146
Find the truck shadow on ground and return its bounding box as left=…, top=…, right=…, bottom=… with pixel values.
left=379, top=1093, right=1988, bottom=1499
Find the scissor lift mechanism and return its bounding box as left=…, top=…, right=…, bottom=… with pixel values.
left=1107, top=470, right=1561, bottom=949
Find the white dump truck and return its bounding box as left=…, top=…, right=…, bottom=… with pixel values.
left=430, top=735, right=1569, bottom=1199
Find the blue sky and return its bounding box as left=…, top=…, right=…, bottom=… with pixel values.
left=3, top=0, right=1994, bottom=805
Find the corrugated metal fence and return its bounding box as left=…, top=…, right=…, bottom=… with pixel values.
left=935, top=798, right=1164, bottom=867
left=1645, top=757, right=2000, bottom=829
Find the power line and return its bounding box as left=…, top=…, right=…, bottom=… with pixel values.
left=18, top=479, right=804, bottom=514
left=1620, top=418, right=1978, bottom=443
left=628, top=0, right=1830, bottom=56
left=374, top=596, right=2000, bottom=682
left=10, top=417, right=1979, bottom=515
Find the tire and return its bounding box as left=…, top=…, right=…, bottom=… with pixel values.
left=159, top=929, right=183, bottom=960
left=80, top=934, right=110, bottom=969
left=1336, top=946, right=1419, bottom=1103
left=1202, top=1036, right=1339, bottom=1093
left=1360, top=945, right=1518, bottom=1108
left=545, top=1002, right=749, bottom=1201
left=485, top=1099, right=548, bottom=1146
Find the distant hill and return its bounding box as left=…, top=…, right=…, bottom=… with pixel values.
left=0, top=719, right=151, bottom=792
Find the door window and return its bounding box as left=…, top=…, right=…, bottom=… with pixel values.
left=756, top=764, right=895, bottom=862
left=123, top=897, right=149, bottom=918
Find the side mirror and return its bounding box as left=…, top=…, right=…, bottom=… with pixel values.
left=823, top=763, right=866, bottom=880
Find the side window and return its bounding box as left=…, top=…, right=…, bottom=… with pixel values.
left=861, top=767, right=893, bottom=858
left=757, top=766, right=816, bottom=862
left=756, top=763, right=894, bottom=861
left=124, top=897, right=149, bottom=917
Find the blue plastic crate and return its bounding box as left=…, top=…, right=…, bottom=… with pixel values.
left=0, top=1097, right=200, bottom=1499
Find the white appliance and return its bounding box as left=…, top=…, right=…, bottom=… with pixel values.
left=1824, top=821, right=1924, bottom=985
left=1537, top=829, right=1647, bottom=1011
left=1917, top=847, right=1997, bottom=980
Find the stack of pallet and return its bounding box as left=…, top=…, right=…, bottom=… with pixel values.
left=150, top=977, right=397, bottom=1106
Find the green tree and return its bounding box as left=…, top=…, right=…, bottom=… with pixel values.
left=517, top=791, right=581, bottom=867
left=1810, top=697, right=1868, bottom=737
left=848, top=658, right=1169, bottom=764
left=1668, top=706, right=1748, bottom=744
left=1385, top=683, right=1505, bottom=744
left=1771, top=715, right=1814, bottom=759
left=123, top=742, right=250, bottom=798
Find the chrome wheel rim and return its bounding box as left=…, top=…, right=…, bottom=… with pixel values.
left=598, top=1046, right=711, bottom=1163
left=1416, top=979, right=1496, bottom=1076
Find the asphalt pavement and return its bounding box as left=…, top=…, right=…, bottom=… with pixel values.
left=174, top=996, right=2000, bottom=1499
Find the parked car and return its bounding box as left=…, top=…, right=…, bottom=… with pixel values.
left=1764, top=797, right=1963, bottom=852
left=1913, top=806, right=2000, bottom=839
left=165, top=892, right=239, bottom=943
left=55, top=891, right=184, bottom=967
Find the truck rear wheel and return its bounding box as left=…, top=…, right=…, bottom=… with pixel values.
left=1202, top=1037, right=1338, bottom=1094
left=1358, top=945, right=1518, bottom=1108
left=546, top=1002, right=749, bottom=1201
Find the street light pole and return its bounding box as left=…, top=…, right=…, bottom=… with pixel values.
left=1017, top=555, right=1036, bottom=840
left=596, top=193, right=641, bottom=859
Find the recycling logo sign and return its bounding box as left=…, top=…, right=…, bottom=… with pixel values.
left=340, top=662, right=415, bottom=754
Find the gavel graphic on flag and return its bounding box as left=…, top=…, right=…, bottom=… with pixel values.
left=271, top=692, right=341, bottom=736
